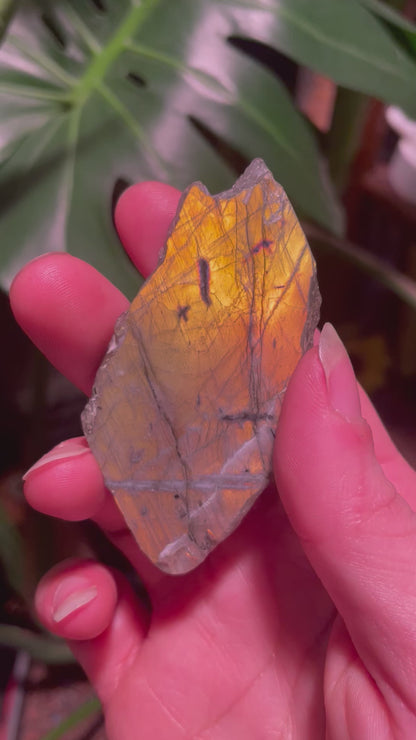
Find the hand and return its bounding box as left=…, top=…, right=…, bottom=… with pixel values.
left=10, top=183, right=416, bottom=739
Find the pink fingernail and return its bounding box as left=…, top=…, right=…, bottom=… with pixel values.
left=53, top=584, right=98, bottom=623
left=23, top=438, right=89, bottom=480
left=318, top=323, right=361, bottom=420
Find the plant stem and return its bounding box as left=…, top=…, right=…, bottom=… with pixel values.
left=40, top=697, right=102, bottom=740
left=0, top=0, right=19, bottom=42
left=326, top=87, right=368, bottom=192
left=387, top=0, right=407, bottom=9
left=72, top=0, right=159, bottom=105
left=304, top=221, right=416, bottom=311
left=7, top=651, right=30, bottom=740
left=0, top=624, right=75, bottom=664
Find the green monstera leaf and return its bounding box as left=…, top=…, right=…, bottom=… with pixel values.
left=229, top=0, right=416, bottom=108
left=358, top=0, right=416, bottom=35
left=358, top=0, right=416, bottom=57
left=1, top=0, right=415, bottom=295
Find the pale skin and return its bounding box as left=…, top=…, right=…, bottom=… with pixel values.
left=10, top=182, right=416, bottom=739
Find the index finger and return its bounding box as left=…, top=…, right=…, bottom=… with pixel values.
left=10, top=182, right=181, bottom=394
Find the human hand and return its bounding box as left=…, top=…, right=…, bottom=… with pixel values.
left=10, top=183, right=416, bottom=738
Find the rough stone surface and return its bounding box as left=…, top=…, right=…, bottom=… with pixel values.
left=82, top=159, right=321, bottom=574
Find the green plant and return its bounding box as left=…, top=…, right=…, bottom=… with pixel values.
left=0, top=0, right=416, bottom=297
left=1, top=1, right=416, bottom=734
left=40, top=696, right=101, bottom=740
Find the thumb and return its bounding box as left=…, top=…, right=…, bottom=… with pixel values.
left=274, top=323, right=416, bottom=722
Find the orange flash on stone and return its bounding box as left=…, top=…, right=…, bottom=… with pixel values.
left=82, top=159, right=320, bottom=574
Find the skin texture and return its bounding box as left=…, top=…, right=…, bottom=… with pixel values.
left=10, top=181, right=416, bottom=739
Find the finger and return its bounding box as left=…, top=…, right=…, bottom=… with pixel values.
left=23, top=439, right=168, bottom=591
left=22, top=437, right=127, bottom=532
left=35, top=560, right=149, bottom=704
left=315, top=327, right=415, bottom=495
left=23, top=438, right=107, bottom=521
left=358, top=386, right=416, bottom=507
left=274, top=322, right=416, bottom=722
left=36, top=559, right=118, bottom=640
left=10, top=254, right=128, bottom=394
left=114, top=181, right=180, bottom=276
left=10, top=183, right=181, bottom=395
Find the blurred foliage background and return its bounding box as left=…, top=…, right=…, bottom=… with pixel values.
left=1, top=0, right=416, bottom=736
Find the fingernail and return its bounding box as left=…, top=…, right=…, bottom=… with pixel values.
left=318, top=323, right=361, bottom=420
left=23, top=437, right=89, bottom=480
left=53, top=584, right=98, bottom=623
